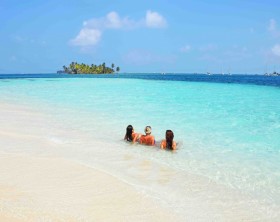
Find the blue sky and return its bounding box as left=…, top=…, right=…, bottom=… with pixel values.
left=0, top=0, right=280, bottom=74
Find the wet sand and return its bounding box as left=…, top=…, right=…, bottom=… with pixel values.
left=0, top=102, right=279, bottom=221
left=0, top=103, right=183, bottom=221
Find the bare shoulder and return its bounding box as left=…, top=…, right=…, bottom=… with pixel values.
left=172, top=141, right=177, bottom=150
left=160, top=139, right=166, bottom=149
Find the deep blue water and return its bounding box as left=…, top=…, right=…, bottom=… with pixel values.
left=1, top=73, right=280, bottom=87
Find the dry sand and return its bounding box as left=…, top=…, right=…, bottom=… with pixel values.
left=0, top=153, right=182, bottom=222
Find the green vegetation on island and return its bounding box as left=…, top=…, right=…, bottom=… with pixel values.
left=58, top=62, right=120, bottom=74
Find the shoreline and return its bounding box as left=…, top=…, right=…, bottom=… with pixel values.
left=0, top=100, right=279, bottom=221
left=0, top=102, right=183, bottom=221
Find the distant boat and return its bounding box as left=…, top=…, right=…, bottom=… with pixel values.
left=265, top=71, right=280, bottom=76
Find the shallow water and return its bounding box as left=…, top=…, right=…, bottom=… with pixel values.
left=1, top=74, right=280, bottom=218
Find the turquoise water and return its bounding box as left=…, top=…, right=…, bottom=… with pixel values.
left=1, top=76, right=280, bottom=208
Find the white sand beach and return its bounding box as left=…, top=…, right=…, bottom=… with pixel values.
left=0, top=101, right=279, bottom=221
left=0, top=103, right=183, bottom=222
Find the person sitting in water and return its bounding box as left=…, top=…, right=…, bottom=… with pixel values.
left=139, top=126, right=155, bottom=146
left=124, top=125, right=141, bottom=143
left=160, top=130, right=176, bottom=150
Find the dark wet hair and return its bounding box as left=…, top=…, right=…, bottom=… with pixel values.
left=166, top=130, right=174, bottom=150
left=126, top=125, right=133, bottom=142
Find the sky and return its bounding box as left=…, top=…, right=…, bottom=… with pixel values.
left=0, top=0, right=280, bottom=74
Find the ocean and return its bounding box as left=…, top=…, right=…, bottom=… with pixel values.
left=1, top=73, right=280, bottom=219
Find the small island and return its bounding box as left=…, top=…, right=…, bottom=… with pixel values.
left=57, top=62, right=120, bottom=74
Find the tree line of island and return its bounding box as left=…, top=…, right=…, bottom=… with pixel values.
left=57, top=62, right=120, bottom=74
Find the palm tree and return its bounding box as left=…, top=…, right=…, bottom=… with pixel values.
left=69, top=62, right=75, bottom=73
left=102, top=62, right=106, bottom=74
left=62, top=65, right=67, bottom=73
left=61, top=62, right=119, bottom=74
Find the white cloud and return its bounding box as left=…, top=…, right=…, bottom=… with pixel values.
left=70, top=28, right=102, bottom=46
left=70, top=10, right=167, bottom=47
left=223, top=46, right=251, bottom=60
left=13, top=36, right=25, bottom=43
left=268, top=19, right=280, bottom=37
left=145, top=10, right=167, bottom=28
left=104, top=11, right=123, bottom=29
left=268, top=19, right=276, bottom=32
left=271, top=44, right=280, bottom=56
left=123, top=49, right=176, bottom=65
left=199, top=44, right=217, bottom=52
left=84, top=11, right=136, bottom=30
left=180, top=45, right=191, bottom=53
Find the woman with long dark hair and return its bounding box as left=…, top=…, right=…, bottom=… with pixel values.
left=160, top=130, right=176, bottom=150
left=124, top=125, right=141, bottom=143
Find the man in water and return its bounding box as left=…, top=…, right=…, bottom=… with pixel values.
left=139, top=126, right=155, bottom=146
